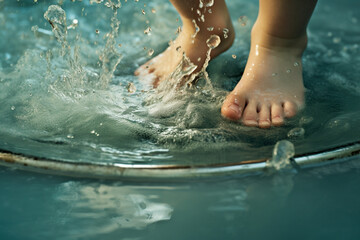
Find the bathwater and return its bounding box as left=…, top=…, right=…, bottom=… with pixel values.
left=0, top=0, right=359, bottom=239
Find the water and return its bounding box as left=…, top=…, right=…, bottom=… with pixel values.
left=1, top=156, right=360, bottom=240
left=0, top=0, right=360, bottom=239
left=0, top=0, right=359, bottom=167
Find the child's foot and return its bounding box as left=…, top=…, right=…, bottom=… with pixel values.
left=135, top=2, right=234, bottom=86
left=221, top=24, right=307, bottom=128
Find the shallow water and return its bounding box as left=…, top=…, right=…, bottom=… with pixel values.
left=0, top=0, right=360, bottom=238
left=0, top=0, right=359, bottom=166
left=1, top=155, right=360, bottom=240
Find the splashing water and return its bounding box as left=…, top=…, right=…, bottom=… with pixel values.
left=191, top=20, right=200, bottom=40
left=99, top=0, right=122, bottom=88
left=267, top=140, right=295, bottom=171
left=1, top=0, right=360, bottom=167
left=200, top=34, right=222, bottom=88
left=200, top=0, right=215, bottom=8
left=44, top=5, right=88, bottom=93
left=43, top=5, right=68, bottom=50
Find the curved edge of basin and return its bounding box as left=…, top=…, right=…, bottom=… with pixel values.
left=0, top=141, right=359, bottom=180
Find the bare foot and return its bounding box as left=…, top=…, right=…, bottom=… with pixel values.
left=135, top=1, right=234, bottom=86
left=221, top=24, right=307, bottom=128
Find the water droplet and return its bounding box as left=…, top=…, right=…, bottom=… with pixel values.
left=127, top=82, right=136, bottom=93
left=286, top=69, right=291, bottom=73
left=232, top=54, right=237, bottom=59
left=272, top=73, right=278, bottom=77
left=95, top=29, right=100, bottom=34
left=67, top=19, right=79, bottom=30
left=197, top=57, right=201, bottom=62
left=141, top=9, right=146, bottom=15
left=333, top=37, right=341, bottom=44
left=223, top=28, right=229, bottom=39
left=11, top=106, right=15, bottom=111
left=67, top=134, right=74, bottom=139
left=151, top=8, right=156, bottom=14
left=191, top=20, right=200, bottom=39
left=268, top=140, right=295, bottom=171
left=31, top=25, right=39, bottom=33
left=200, top=0, right=214, bottom=7
left=238, top=16, right=248, bottom=26
left=299, top=116, right=313, bottom=126
left=287, top=127, right=305, bottom=139
left=207, top=27, right=214, bottom=31
left=293, top=62, right=299, bottom=67
left=147, top=48, right=154, bottom=56
left=144, top=26, right=151, bottom=35
left=206, top=35, right=221, bottom=49
left=90, top=0, right=104, bottom=4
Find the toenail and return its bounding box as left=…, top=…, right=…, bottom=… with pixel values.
left=272, top=117, right=284, bottom=124
left=259, top=121, right=271, bottom=128
left=244, top=119, right=258, bottom=126
left=228, top=104, right=241, bottom=115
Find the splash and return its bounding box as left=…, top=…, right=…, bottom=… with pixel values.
left=44, top=5, right=86, bottom=92
left=43, top=5, right=68, bottom=52
left=200, top=0, right=215, bottom=8
left=192, top=34, right=221, bottom=89
left=267, top=140, right=295, bottom=171
left=99, top=0, right=122, bottom=88
left=44, top=2, right=123, bottom=92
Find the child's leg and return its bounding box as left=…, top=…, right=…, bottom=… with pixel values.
left=135, top=0, right=234, bottom=86
left=221, top=0, right=317, bottom=128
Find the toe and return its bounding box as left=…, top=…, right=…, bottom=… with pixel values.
left=221, top=93, right=246, bottom=120
left=258, top=104, right=271, bottom=129
left=271, top=103, right=284, bottom=126
left=283, top=101, right=298, bottom=118
left=242, top=101, right=259, bottom=127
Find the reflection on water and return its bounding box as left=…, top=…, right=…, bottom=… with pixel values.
left=54, top=182, right=173, bottom=237
left=0, top=154, right=360, bottom=239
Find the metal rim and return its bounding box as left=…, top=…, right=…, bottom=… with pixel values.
left=0, top=141, right=360, bottom=180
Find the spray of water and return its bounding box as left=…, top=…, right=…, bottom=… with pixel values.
left=99, top=0, right=123, bottom=88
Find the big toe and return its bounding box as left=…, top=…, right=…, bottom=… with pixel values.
left=221, top=93, right=246, bottom=120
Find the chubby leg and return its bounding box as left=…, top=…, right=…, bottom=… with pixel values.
left=221, top=0, right=317, bottom=128
left=135, top=0, right=234, bottom=86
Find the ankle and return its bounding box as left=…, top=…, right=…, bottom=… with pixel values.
left=251, top=21, right=308, bottom=56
